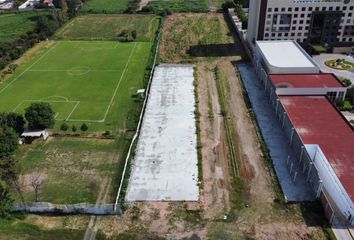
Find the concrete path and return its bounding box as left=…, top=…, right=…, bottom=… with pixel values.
left=237, top=63, right=315, bottom=202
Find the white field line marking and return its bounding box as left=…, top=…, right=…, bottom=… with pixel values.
left=101, top=42, right=137, bottom=122
left=54, top=112, right=60, bottom=119
left=64, top=118, right=103, bottom=123
left=0, top=42, right=60, bottom=95
left=40, top=95, right=69, bottom=101
left=65, top=101, right=80, bottom=120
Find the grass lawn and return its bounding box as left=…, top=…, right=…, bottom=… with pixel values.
left=13, top=138, right=119, bottom=204
left=0, top=12, right=49, bottom=44
left=0, top=40, right=151, bottom=133
left=325, top=59, right=354, bottom=71
left=81, top=0, right=137, bottom=12
left=56, top=14, right=160, bottom=42
left=0, top=214, right=89, bottom=240
left=159, top=13, right=235, bottom=63
left=147, top=0, right=209, bottom=12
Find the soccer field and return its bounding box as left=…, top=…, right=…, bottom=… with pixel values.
left=0, top=40, right=151, bottom=131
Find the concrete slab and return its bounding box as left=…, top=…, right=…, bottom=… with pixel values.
left=126, top=64, right=199, bottom=201
left=237, top=63, right=315, bottom=202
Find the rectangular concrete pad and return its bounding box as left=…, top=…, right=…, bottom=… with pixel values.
left=126, top=64, right=199, bottom=201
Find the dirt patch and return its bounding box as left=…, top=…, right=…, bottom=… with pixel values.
left=197, top=62, right=231, bottom=219
left=19, top=172, right=48, bottom=192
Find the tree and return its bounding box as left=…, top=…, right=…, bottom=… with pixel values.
left=0, top=112, right=25, bottom=135
left=80, top=123, right=88, bottom=132
left=60, top=123, right=69, bottom=132
left=25, top=102, right=55, bottom=130
left=29, top=173, right=45, bottom=202
left=72, top=125, right=77, bottom=132
left=131, top=30, right=137, bottom=40
left=345, top=86, right=354, bottom=105
left=0, top=128, right=19, bottom=160
left=0, top=182, right=13, bottom=217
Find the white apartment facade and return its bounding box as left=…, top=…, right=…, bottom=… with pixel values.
left=247, top=0, right=354, bottom=52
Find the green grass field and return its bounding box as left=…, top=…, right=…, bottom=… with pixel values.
left=0, top=40, right=151, bottom=132
left=14, top=138, right=118, bottom=204
left=0, top=12, right=48, bottom=44
left=146, top=0, right=209, bottom=12
left=56, top=14, right=159, bottom=42
left=81, top=0, right=137, bottom=12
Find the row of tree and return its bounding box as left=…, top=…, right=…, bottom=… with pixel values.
left=0, top=13, right=63, bottom=71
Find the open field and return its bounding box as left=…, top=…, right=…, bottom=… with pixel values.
left=0, top=12, right=48, bottom=44
left=13, top=138, right=118, bottom=204
left=0, top=214, right=89, bottom=240
left=56, top=14, right=160, bottom=42
left=146, top=0, right=209, bottom=12
left=81, top=0, right=137, bottom=12
left=0, top=40, right=152, bottom=133
left=159, top=13, right=237, bottom=63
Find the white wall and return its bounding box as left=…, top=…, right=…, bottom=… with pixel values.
left=247, top=0, right=261, bottom=47
left=306, top=144, right=354, bottom=225
left=276, top=87, right=346, bottom=100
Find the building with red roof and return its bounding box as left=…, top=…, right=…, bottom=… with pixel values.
left=252, top=41, right=354, bottom=226
left=268, top=73, right=347, bottom=101
left=279, top=96, right=354, bottom=224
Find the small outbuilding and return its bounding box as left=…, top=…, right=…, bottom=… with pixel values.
left=20, top=129, right=49, bottom=144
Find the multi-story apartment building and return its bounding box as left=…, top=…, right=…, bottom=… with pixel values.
left=247, top=0, right=354, bottom=52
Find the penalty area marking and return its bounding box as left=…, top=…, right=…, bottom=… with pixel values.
left=12, top=99, right=80, bottom=121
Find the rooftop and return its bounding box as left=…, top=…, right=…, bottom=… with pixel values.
left=270, top=73, right=344, bottom=89
left=279, top=95, right=354, bottom=202
left=256, top=41, right=320, bottom=74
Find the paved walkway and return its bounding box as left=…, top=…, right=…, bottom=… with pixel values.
left=312, top=54, right=354, bottom=84
left=237, top=63, right=315, bottom=202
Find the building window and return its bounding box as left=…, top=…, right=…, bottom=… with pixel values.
left=338, top=92, right=344, bottom=100
left=268, top=8, right=272, bottom=12
left=327, top=92, right=337, bottom=102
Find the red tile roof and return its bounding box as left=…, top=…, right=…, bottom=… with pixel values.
left=279, top=96, right=354, bottom=202
left=270, top=73, right=344, bottom=88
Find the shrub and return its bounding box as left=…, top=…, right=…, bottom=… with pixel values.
left=60, top=123, right=69, bottom=131
left=80, top=123, right=88, bottom=132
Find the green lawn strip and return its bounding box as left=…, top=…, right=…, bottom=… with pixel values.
left=0, top=216, right=85, bottom=240
left=0, top=12, right=50, bottom=44
left=55, top=14, right=160, bottom=42
left=81, top=0, right=138, bottom=12
left=147, top=0, right=209, bottom=12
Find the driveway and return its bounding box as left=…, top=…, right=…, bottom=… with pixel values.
left=312, top=54, right=354, bottom=84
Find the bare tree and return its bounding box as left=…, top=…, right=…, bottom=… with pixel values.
left=29, top=173, right=45, bottom=202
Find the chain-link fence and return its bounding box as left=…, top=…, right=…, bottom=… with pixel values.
left=13, top=202, right=122, bottom=215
